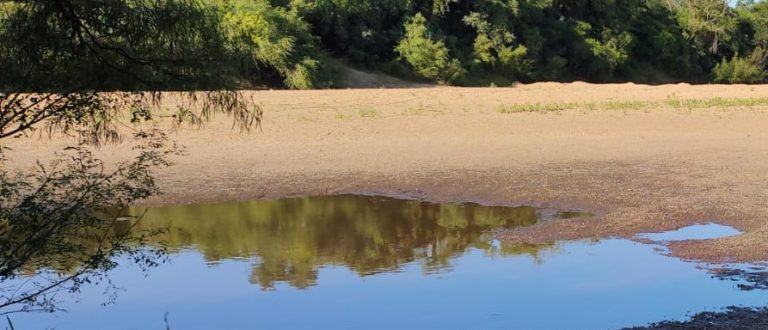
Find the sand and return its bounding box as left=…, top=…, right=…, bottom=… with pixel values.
left=5, top=82, right=768, bottom=263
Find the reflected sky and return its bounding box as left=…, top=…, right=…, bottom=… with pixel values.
left=9, top=196, right=768, bottom=329
left=638, top=223, right=742, bottom=242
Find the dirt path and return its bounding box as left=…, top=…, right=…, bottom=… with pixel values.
left=6, top=82, right=768, bottom=262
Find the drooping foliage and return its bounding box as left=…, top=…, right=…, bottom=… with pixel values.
left=216, top=0, right=336, bottom=88
left=0, top=0, right=262, bottom=314
left=0, top=0, right=335, bottom=91
left=0, top=0, right=231, bottom=91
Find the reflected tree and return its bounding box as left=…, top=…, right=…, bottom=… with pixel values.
left=132, top=195, right=555, bottom=290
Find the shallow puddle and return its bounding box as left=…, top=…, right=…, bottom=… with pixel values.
left=11, top=195, right=768, bottom=329
left=638, top=223, right=741, bottom=242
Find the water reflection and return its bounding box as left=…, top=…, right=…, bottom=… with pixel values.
left=132, top=195, right=553, bottom=289
left=13, top=196, right=768, bottom=330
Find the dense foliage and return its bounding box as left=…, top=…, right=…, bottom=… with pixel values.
left=2, top=0, right=767, bottom=88
left=299, top=0, right=768, bottom=85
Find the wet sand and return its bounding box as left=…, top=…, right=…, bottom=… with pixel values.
left=625, top=306, right=768, bottom=329
left=5, top=82, right=768, bottom=263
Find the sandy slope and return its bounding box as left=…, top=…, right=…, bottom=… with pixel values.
left=6, top=82, right=768, bottom=262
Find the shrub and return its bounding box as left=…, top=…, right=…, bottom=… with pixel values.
left=713, top=48, right=767, bottom=84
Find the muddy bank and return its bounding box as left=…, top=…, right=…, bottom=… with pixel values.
left=5, top=83, right=768, bottom=263
left=626, top=307, right=768, bottom=329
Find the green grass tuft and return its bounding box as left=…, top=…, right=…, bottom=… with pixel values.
left=496, top=97, right=768, bottom=114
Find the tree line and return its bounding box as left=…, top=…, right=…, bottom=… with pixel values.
left=2, top=0, right=768, bottom=90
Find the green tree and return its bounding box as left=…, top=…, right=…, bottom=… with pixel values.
left=463, top=5, right=532, bottom=80
left=217, top=0, right=336, bottom=89
left=395, top=13, right=464, bottom=83
left=290, top=0, right=412, bottom=64
left=671, top=0, right=734, bottom=55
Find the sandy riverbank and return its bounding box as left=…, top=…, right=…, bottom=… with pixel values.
left=5, top=82, right=768, bottom=262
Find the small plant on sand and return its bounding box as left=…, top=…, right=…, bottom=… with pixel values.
left=358, top=108, right=378, bottom=118
left=335, top=112, right=349, bottom=120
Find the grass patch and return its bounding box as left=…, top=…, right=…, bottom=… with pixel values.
left=664, top=97, right=768, bottom=110
left=497, top=97, right=768, bottom=114
left=497, top=102, right=580, bottom=113
left=335, top=112, right=350, bottom=120
left=333, top=108, right=383, bottom=119
left=404, top=104, right=443, bottom=115
left=591, top=100, right=649, bottom=111
left=357, top=108, right=378, bottom=118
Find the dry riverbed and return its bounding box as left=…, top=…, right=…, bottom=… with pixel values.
left=6, top=82, right=768, bottom=263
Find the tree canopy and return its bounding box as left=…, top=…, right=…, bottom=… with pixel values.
left=2, top=0, right=767, bottom=88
